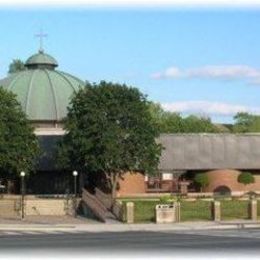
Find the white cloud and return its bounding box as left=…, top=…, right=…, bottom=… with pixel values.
left=161, top=101, right=260, bottom=116
left=152, top=65, right=260, bottom=84
left=151, top=67, right=182, bottom=79
left=187, top=65, right=260, bottom=79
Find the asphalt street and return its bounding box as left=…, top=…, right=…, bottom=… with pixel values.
left=0, top=228, right=260, bottom=256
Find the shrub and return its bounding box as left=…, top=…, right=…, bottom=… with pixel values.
left=159, top=195, right=172, bottom=204
left=237, top=172, right=255, bottom=186
left=194, top=173, right=209, bottom=192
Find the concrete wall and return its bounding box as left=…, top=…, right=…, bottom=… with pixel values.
left=25, top=198, right=72, bottom=215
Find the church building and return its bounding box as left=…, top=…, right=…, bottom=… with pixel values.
left=1, top=47, right=260, bottom=196
left=0, top=48, right=84, bottom=194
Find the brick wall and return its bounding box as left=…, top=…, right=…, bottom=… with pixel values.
left=204, top=169, right=260, bottom=192
left=117, top=172, right=145, bottom=196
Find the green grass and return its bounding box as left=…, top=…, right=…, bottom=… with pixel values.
left=180, top=201, right=212, bottom=221
left=119, top=199, right=253, bottom=223
left=221, top=200, right=250, bottom=220
left=134, top=201, right=160, bottom=223
left=120, top=200, right=167, bottom=223
left=118, top=198, right=160, bottom=202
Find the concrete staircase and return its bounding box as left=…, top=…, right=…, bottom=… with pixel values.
left=81, top=189, right=120, bottom=223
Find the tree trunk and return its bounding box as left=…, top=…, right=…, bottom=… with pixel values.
left=111, top=173, right=119, bottom=199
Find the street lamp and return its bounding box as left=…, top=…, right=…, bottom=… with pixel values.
left=72, top=170, right=78, bottom=217
left=20, top=171, right=25, bottom=220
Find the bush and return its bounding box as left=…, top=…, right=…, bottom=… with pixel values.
left=194, top=173, right=209, bottom=192
left=237, top=172, right=255, bottom=185
left=159, top=195, right=172, bottom=204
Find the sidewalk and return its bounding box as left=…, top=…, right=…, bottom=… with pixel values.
left=0, top=219, right=260, bottom=232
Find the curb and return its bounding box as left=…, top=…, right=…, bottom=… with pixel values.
left=0, top=222, right=259, bottom=232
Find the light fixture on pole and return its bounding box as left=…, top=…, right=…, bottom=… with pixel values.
left=20, top=171, right=26, bottom=220
left=72, top=170, right=78, bottom=217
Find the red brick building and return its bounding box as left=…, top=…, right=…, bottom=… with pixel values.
left=117, top=134, right=260, bottom=196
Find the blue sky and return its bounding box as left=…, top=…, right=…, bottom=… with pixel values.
left=0, top=8, right=260, bottom=123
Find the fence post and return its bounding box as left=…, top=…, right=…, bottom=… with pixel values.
left=126, top=202, right=134, bottom=224
left=175, top=202, right=181, bottom=222
left=213, top=200, right=221, bottom=222
left=250, top=199, right=257, bottom=221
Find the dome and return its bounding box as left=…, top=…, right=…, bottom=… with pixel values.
left=25, top=50, right=58, bottom=69
left=0, top=50, right=84, bottom=123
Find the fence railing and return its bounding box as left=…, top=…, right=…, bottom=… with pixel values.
left=82, top=189, right=107, bottom=222
left=95, top=188, right=113, bottom=209
left=112, top=200, right=124, bottom=221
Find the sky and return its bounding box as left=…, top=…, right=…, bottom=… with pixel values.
left=0, top=7, right=260, bottom=123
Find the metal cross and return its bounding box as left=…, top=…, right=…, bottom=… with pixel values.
left=35, top=29, right=48, bottom=52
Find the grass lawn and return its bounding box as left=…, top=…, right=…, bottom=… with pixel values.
left=180, top=201, right=212, bottom=221
left=120, top=199, right=213, bottom=223
left=120, top=200, right=161, bottom=223
left=118, top=199, right=253, bottom=223
left=221, top=200, right=250, bottom=220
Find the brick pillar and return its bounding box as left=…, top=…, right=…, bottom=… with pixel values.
left=126, top=202, right=134, bottom=224
left=213, top=201, right=221, bottom=222
left=179, top=181, right=189, bottom=195
left=249, top=200, right=257, bottom=221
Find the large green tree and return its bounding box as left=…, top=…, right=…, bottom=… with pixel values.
left=0, top=88, right=40, bottom=177
left=8, top=59, right=26, bottom=74
left=57, top=81, right=162, bottom=198
left=233, top=112, right=260, bottom=133
left=149, top=102, right=221, bottom=133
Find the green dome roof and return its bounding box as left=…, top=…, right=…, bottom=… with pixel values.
left=0, top=51, right=84, bottom=122
left=25, top=50, right=58, bottom=68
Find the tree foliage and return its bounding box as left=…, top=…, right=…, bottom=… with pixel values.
left=237, top=172, right=255, bottom=185
left=0, top=88, right=40, bottom=176
left=233, top=112, right=260, bottom=133
left=8, top=59, right=25, bottom=74
left=149, top=102, right=222, bottom=133
left=194, top=173, right=209, bottom=191
left=57, top=81, right=162, bottom=197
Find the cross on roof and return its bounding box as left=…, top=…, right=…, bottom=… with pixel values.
left=35, top=29, right=48, bottom=52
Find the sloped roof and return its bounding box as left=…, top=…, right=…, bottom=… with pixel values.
left=158, top=133, right=260, bottom=171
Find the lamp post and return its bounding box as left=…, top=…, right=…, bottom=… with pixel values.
left=72, top=170, right=78, bottom=217
left=20, top=171, right=25, bottom=220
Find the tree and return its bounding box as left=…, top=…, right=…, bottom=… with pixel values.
left=182, top=115, right=220, bottom=133
left=194, top=173, right=209, bottom=192
left=148, top=102, right=221, bottom=133
left=0, top=88, right=40, bottom=178
left=233, top=112, right=260, bottom=133
left=237, top=172, right=255, bottom=186
left=57, top=81, right=162, bottom=198
left=8, top=59, right=25, bottom=74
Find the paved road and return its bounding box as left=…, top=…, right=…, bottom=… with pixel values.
left=0, top=228, right=260, bottom=256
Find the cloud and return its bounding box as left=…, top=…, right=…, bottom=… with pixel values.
left=161, top=101, right=260, bottom=117
left=152, top=65, right=260, bottom=83
left=152, top=67, right=182, bottom=79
